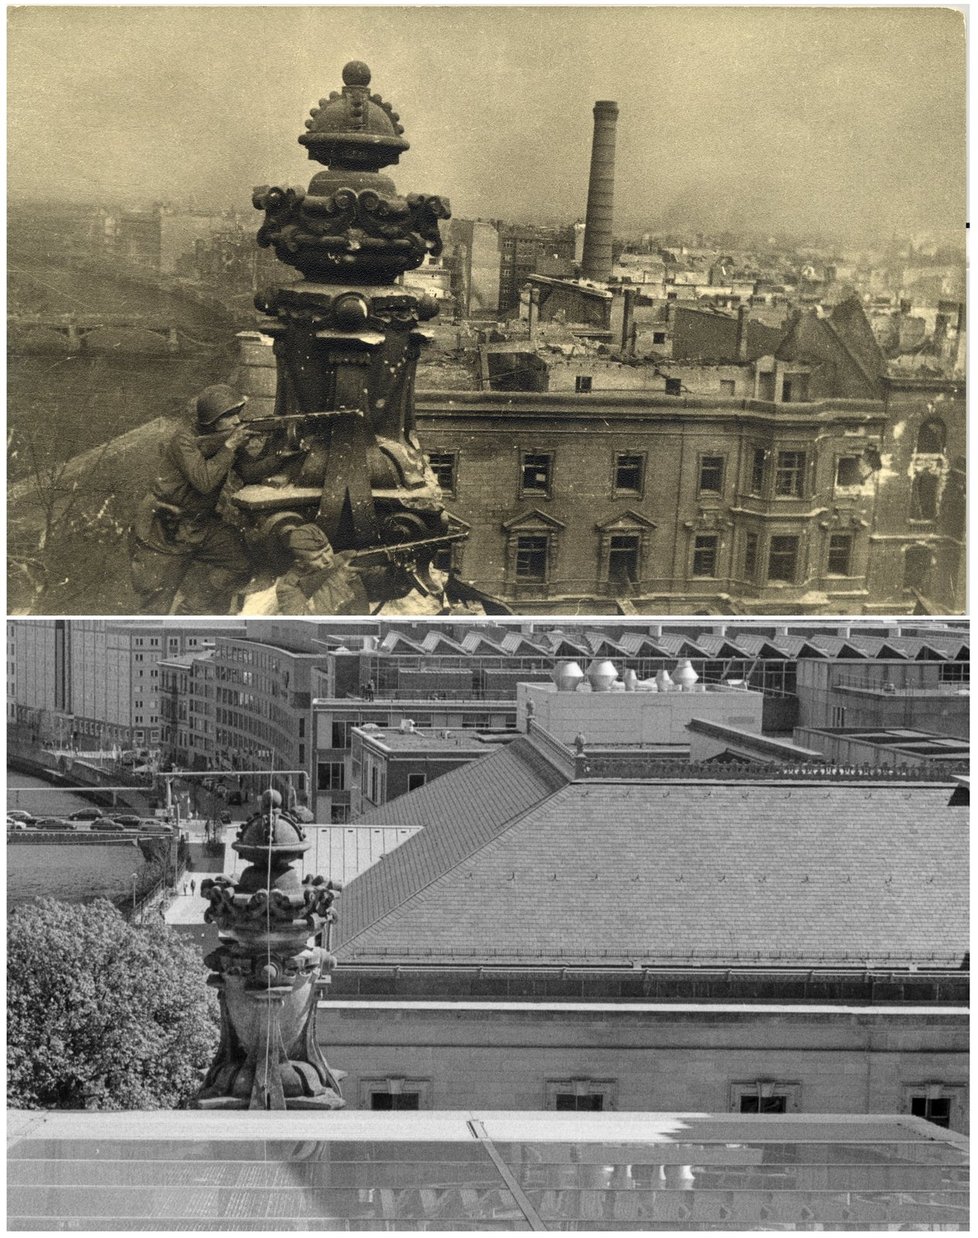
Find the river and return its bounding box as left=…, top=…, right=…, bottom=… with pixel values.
left=8, top=259, right=243, bottom=474
left=7, top=771, right=159, bottom=909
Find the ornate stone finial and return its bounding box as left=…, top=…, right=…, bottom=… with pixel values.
left=254, top=60, right=448, bottom=284
left=195, top=797, right=345, bottom=1111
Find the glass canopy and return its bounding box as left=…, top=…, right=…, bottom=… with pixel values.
left=8, top=1110, right=968, bottom=1231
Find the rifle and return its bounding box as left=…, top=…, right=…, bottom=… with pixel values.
left=347, top=530, right=467, bottom=567
left=195, top=410, right=359, bottom=448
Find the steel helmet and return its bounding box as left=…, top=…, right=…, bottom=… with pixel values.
left=196, top=384, right=247, bottom=426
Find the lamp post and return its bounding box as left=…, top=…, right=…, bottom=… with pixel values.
left=130, top=872, right=138, bottom=923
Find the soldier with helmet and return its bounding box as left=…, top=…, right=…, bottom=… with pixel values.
left=129, top=384, right=257, bottom=614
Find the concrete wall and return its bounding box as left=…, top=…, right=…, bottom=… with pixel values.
left=795, top=659, right=969, bottom=736
left=319, top=1001, right=969, bottom=1133
left=517, top=681, right=763, bottom=745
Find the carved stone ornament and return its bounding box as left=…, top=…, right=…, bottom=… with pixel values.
left=194, top=790, right=345, bottom=1110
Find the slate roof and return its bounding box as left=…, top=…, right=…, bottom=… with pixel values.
left=338, top=737, right=570, bottom=943
left=336, top=773, right=967, bottom=969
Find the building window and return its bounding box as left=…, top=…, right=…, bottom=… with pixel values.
left=652, top=331, right=667, bottom=345
left=515, top=535, right=548, bottom=582
left=827, top=533, right=853, bottom=576
left=614, top=453, right=645, bottom=495
left=699, top=455, right=725, bottom=494
left=743, top=532, right=759, bottom=581
left=692, top=535, right=718, bottom=578
left=768, top=535, right=800, bottom=582
left=665, top=377, right=682, bottom=396
left=903, top=1084, right=963, bottom=1131
left=750, top=447, right=767, bottom=495
left=608, top=535, right=640, bottom=586
left=520, top=452, right=552, bottom=497
left=911, top=472, right=939, bottom=520
left=719, top=379, right=736, bottom=397
left=360, top=1077, right=430, bottom=1111
left=330, top=720, right=349, bottom=749
left=407, top=773, right=427, bottom=792
left=330, top=804, right=349, bottom=823
left=916, top=418, right=946, bottom=454
left=781, top=373, right=809, bottom=402
left=317, top=761, right=345, bottom=792
left=835, top=456, right=863, bottom=488
left=428, top=451, right=457, bottom=495
left=575, top=375, right=593, bottom=393
left=546, top=1078, right=617, bottom=1112
left=831, top=705, right=846, bottom=727
left=774, top=451, right=806, bottom=497
left=731, top=1081, right=801, bottom=1114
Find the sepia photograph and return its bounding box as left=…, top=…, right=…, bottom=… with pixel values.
left=6, top=6, right=966, bottom=617
left=6, top=615, right=970, bottom=1226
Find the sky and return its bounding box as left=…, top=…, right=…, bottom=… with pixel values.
left=7, top=5, right=967, bottom=244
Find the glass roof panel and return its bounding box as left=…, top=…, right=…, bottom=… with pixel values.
left=7, top=1114, right=968, bottom=1232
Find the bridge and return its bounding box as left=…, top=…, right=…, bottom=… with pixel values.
left=8, top=312, right=181, bottom=353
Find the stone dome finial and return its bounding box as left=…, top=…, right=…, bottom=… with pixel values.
left=342, top=60, right=371, bottom=87
left=298, top=59, right=409, bottom=171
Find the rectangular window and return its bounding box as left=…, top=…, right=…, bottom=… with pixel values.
left=555, top=1094, right=604, bottom=1111
left=428, top=451, right=457, bottom=495
left=744, top=532, right=759, bottom=581
left=608, top=535, right=640, bottom=585
left=515, top=535, right=548, bottom=582
left=835, top=456, right=862, bottom=488
left=699, top=455, right=725, bottom=494
left=775, top=451, right=806, bottom=497
left=317, top=761, right=345, bottom=792
left=371, top=1092, right=420, bottom=1111
left=330, top=804, right=349, bottom=823
left=407, top=772, right=427, bottom=792
left=614, top=453, right=644, bottom=494
left=575, top=375, right=593, bottom=393
left=692, top=535, right=718, bottom=578
left=652, top=331, right=667, bottom=345
left=910, top=1097, right=951, bottom=1129
left=719, top=379, right=736, bottom=397
left=331, top=720, right=349, bottom=749
left=827, top=533, right=853, bottom=576
left=520, top=452, right=552, bottom=496
left=740, top=1094, right=788, bottom=1114
left=768, top=535, right=800, bottom=582
left=750, top=447, right=767, bottom=495
left=665, top=377, right=682, bottom=396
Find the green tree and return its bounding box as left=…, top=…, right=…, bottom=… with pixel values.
left=8, top=898, right=219, bottom=1110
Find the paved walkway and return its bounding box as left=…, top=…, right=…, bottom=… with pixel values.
left=164, top=893, right=207, bottom=925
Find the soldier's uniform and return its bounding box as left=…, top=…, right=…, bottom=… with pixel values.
left=274, top=523, right=370, bottom=616
left=129, top=385, right=253, bottom=614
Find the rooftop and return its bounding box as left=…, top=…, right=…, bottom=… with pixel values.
left=354, top=726, right=508, bottom=754
left=9, top=1109, right=968, bottom=1231
left=336, top=737, right=968, bottom=969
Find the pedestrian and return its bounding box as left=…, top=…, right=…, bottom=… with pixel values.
left=190, top=878, right=196, bottom=896
left=128, top=384, right=258, bottom=614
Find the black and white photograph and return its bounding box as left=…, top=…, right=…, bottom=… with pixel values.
left=5, top=4, right=970, bottom=1233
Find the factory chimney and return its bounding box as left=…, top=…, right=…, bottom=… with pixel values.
left=581, top=100, right=619, bottom=282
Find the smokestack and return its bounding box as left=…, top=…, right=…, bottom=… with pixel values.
left=736, top=304, right=750, bottom=362
left=621, top=288, right=636, bottom=353
left=581, top=100, right=619, bottom=282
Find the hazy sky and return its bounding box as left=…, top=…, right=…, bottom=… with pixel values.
left=7, top=5, right=967, bottom=242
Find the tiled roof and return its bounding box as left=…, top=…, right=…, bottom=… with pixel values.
left=336, top=780, right=967, bottom=968
left=338, top=738, right=570, bottom=943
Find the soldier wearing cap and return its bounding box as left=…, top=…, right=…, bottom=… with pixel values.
left=274, top=523, right=371, bottom=616
left=129, top=384, right=257, bottom=614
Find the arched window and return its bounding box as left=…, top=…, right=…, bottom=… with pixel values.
left=916, top=418, right=946, bottom=454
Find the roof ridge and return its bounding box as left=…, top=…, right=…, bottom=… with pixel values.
left=340, top=775, right=573, bottom=950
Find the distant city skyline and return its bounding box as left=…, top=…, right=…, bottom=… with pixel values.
left=8, top=6, right=966, bottom=245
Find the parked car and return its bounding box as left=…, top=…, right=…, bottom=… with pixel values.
left=7, top=819, right=28, bottom=831
left=7, top=810, right=36, bottom=824
left=91, top=821, right=127, bottom=832
left=109, top=814, right=142, bottom=827
left=68, top=807, right=103, bottom=821
left=35, top=818, right=75, bottom=831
